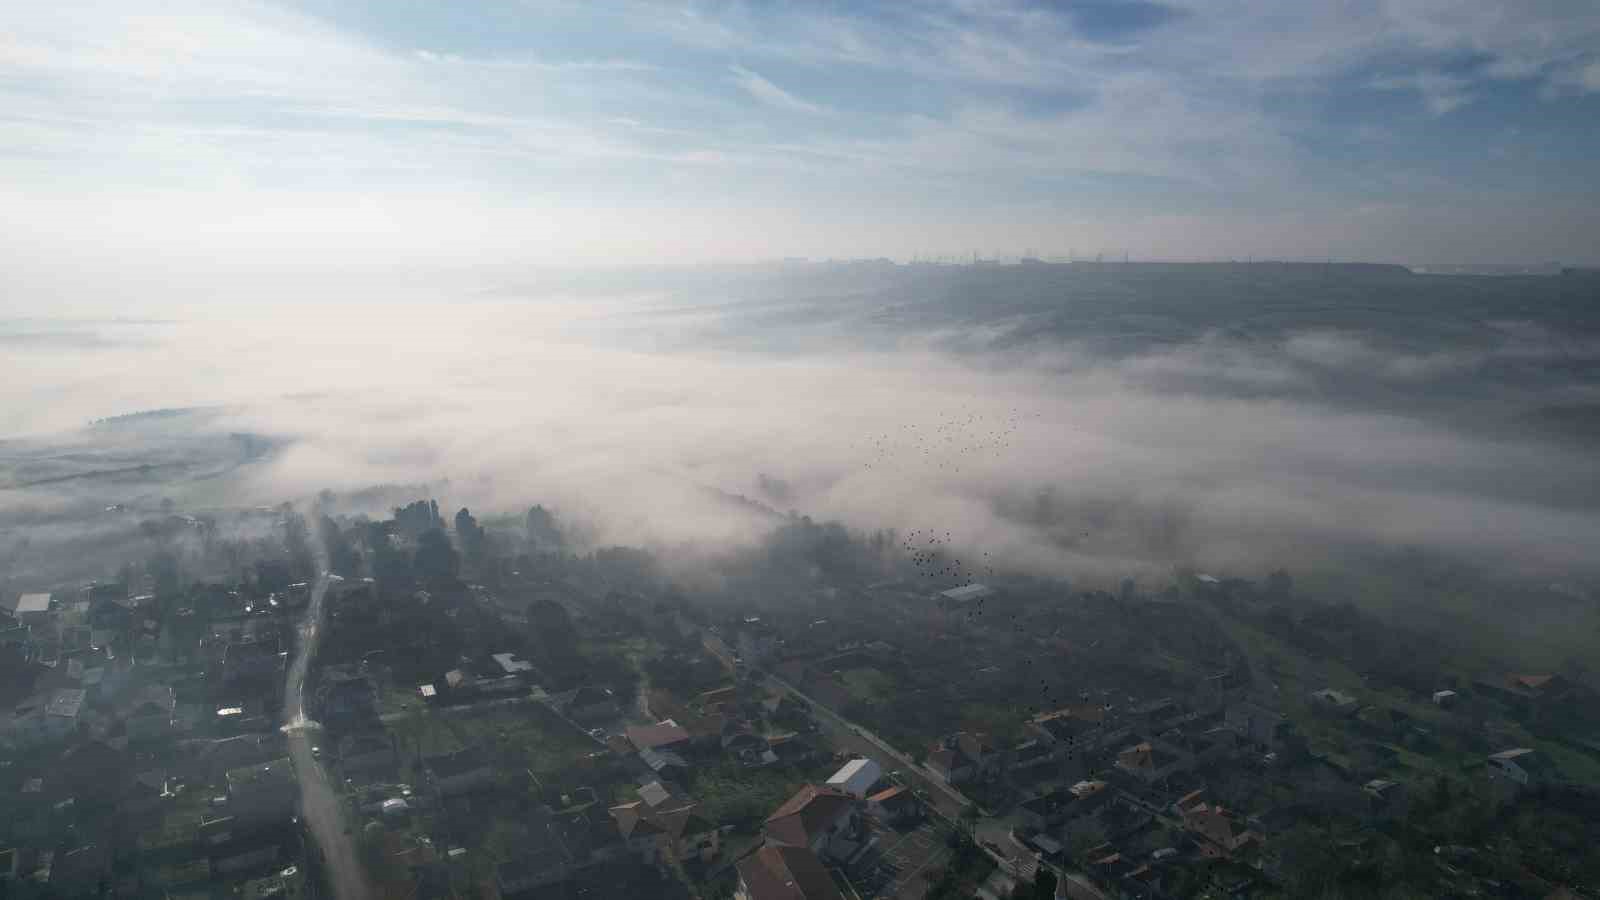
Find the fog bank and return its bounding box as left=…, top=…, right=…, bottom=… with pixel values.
left=6, top=264, right=1600, bottom=589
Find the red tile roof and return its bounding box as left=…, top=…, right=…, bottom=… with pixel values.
left=1117, top=743, right=1154, bottom=770
left=736, top=845, right=844, bottom=900
left=1510, top=673, right=1554, bottom=691
left=609, top=787, right=707, bottom=841
left=866, top=785, right=906, bottom=804
left=625, top=721, right=691, bottom=751
left=609, top=802, right=666, bottom=838
left=765, top=785, right=854, bottom=848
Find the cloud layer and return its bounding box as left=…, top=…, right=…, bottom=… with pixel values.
left=1, top=0, right=1598, bottom=265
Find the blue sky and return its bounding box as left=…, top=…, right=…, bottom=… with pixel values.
left=2, top=0, right=1598, bottom=266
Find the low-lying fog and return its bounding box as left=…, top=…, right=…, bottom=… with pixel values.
left=5, top=263, right=1600, bottom=597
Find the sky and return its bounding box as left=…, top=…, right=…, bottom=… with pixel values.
left=3, top=0, right=1600, bottom=270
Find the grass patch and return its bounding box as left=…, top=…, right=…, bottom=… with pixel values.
left=377, top=684, right=422, bottom=717
left=1537, top=740, right=1600, bottom=786
left=443, top=704, right=597, bottom=777
left=686, top=760, right=831, bottom=829
left=152, top=857, right=210, bottom=890
left=839, top=667, right=896, bottom=703
left=390, top=710, right=465, bottom=759
left=139, top=787, right=214, bottom=852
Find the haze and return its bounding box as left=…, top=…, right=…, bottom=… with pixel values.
left=5, top=259, right=1600, bottom=658
left=5, top=6, right=1600, bottom=899
left=5, top=0, right=1600, bottom=634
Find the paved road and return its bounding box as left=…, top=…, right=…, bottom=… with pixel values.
left=763, top=672, right=972, bottom=820
left=284, top=574, right=372, bottom=900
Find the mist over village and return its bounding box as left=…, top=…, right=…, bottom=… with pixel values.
left=5, top=2, right=1600, bottom=899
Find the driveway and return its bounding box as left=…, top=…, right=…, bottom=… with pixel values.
left=850, top=819, right=950, bottom=900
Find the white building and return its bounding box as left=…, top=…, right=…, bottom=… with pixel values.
left=1309, top=688, right=1359, bottom=715
left=937, top=584, right=993, bottom=605
left=6, top=593, right=53, bottom=627
left=490, top=652, right=534, bottom=676
left=825, top=757, right=883, bottom=799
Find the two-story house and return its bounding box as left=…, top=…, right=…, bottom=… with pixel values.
left=763, top=785, right=861, bottom=863
left=608, top=780, right=720, bottom=866
left=1175, top=791, right=1259, bottom=859
left=625, top=720, right=692, bottom=755
left=925, top=731, right=1000, bottom=784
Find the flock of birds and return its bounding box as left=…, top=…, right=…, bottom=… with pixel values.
left=858, top=407, right=1033, bottom=475
left=858, top=409, right=1085, bottom=713
left=868, top=408, right=1032, bottom=608
left=899, top=528, right=992, bottom=583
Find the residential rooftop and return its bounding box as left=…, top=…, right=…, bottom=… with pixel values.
left=938, top=584, right=993, bottom=604
left=10, top=593, right=52, bottom=615
left=737, top=845, right=843, bottom=900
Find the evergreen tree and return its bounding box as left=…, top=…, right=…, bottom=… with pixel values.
left=414, top=527, right=458, bottom=581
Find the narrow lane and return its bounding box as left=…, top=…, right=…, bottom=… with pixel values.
left=764, top=672, right=973, bottom=819
left=283, top=574, right=372, bottom=900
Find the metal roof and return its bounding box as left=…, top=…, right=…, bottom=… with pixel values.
left=938, top=584, right=993, bottom=603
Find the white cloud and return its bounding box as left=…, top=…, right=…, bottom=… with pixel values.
left=1, top=0, right=1597, bottom=265
left=1370, top=70, right=1474, bottom=114
left=728, top=64, right=827, bottom=115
